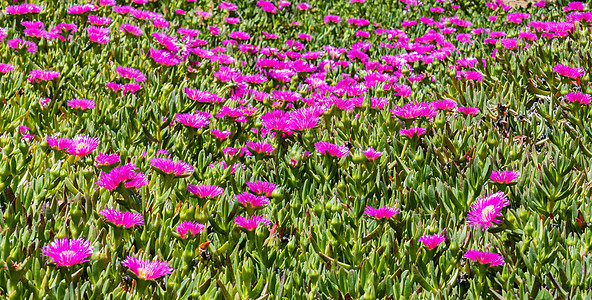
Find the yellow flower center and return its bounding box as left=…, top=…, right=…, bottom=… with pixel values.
left=75, top=142, right=88, bottom=152
left=137, top=268, right=147, bottom=279
left=481, top=205, right=496, bottom=220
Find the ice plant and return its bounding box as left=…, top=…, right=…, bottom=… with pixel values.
left=362, top=147, right=382, bottom=161
left=47, top=137, right=73, bottom=150
left=458, top=106, right=480, bottom=116
left=490, top=171, right=520, bottom=184
left=236, top=192, right=270, bottom=213
left=235, top=215, right=271, bottom=230
left=67, top=98, right=95, bottom=110
left=150, top=158, right=193, bottom=176
left=186, top=184, right=224, bottom=199
left=41, top=238, right=93, bottom=267
left=246, top=141, right=275, bottom=155
left=176, top=221, right=206, bottom=239
left=28, top=70, right=59, bottom=83
left=431, top=99, right=457, bottom=111
left=419, top=234, right=446, bottom=250
left=95, top=164, right=148, bottom=190
left=466, top=192, right=510, bottom=230
left=565, top=92, right=591, bottom=105
left=553, top=64, right=585, bottom=79
left=96, top=153, right=120, bottom=166
left=365, top=205, right=400, bottom=219
left=399, top=127, right=426, bottom=138
left=121, top=257, right=172, bottom=280
left=464, top=250, right=505, bottom=267
left=67, top=136, right=99, bottom=156
left=175, top=113, right=211, bottom=128
left=99, top=208, right=144, bottom=228
left=391, top=101, right=437, bottom=120
left=314, top=141, right=349, bottom=158
left=246, top=180, right=277, bottom=196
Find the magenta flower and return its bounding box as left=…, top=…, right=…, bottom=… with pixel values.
left=324, top=14, right=341, bottom=23
left=399, top=127, right=426, bottom=138
left=95, top=164, right=148, bottom=191
left=186, top=184, right=224, bottom=199
left=314, top=141, right=349, bottom=158
left=554, top=64, right=585, bottom=79
left=41, top=238, right=93, bottom=267
left=565, top=92, right=591, bottom=105
left=246, top=141, right=275, bottom=155
left=419, top=234, right=446, bottom=250
left=458, top=106, right=480, bottom=116
left=150, top=158, right=193, bottom=176
left=235, top=215, right=271, bottom=230
left=121, top=24, right=143, bottom=36
left=464, top=250, right=505, bottom=267
left=67, top=136, right=99, bottom=156
left=28, top=70, right=59, bottom=83
left=116, top=66, right=146, bottom=82
left=67, top=3, right=97, bottom=14
left=296, top=2, right=311, bottom=10
left=149, top=49, right=181, bottom=66
left=87, top=26, right=110, bottom=44
left=490, top=171, right=520, bottom=184
left=391, top=101, right=437, bottom=119
left=121, top=256, right=172, bottom=280
left=67, top=98, right=95, bottom=110
left=236, top=192, right=270, bottom=209
left=288, top=107, right=322, bottom=132
left=431, top=100, right=457, bottom=111
left=8, top=39, right=38, bottom=53
left=175, top=113, right=211, bottom=128
left=246, top=181, right=277, bottom=196
left=0, top=63, right=15, bottom=73
left=96, top=153, right=120, bottom=166
left=176, top=221, right=206, bottom=239
left=229, top=31, right=251, bottom=40
left=88, top=15, right=112, bottom=25
left=362, top=147, right=382, bottom=161
left=466, top=192, right=510, bottom=230
left=99, top=208, right=144, bottom=228
left=47, top=137, right=72, bottom=150
left=6, top=4, right=42, bottom=15
left=40, top=98, right=51, bottom=108
left=365, top=205, right=400, bottom=219
left=211, top=130, right=232, bottom=140
left=261, top=111, right=291, bottom=133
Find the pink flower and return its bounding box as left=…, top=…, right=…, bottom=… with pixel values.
left=399, top=127, right=426, bottom=138
left=0, top=63, right=15, bottom=73
left=149, top=49, right=181, bottom=66
left=431, top=99, right=457, bottom=110
left=47, top=136, right=72, bottom=150
left=211, top=130, right=232, bottom=140
left=67, top=136, right=99, bottom=156
left=175, top=112, right=211, bottom=128
left=419, top=234, right=446, bottom=250
left=315, top=141, right=349, bottom=158
left=324, top=14, right=341, bottom=24
left=466, top=192, right=510, bottom=230
left=219, top=2, right=238, bottom=10
left=5, top=4, right=42, bottom=15
left=296, top=2, right=311, bottom=10
left=235, top=215, right=271, bottom=230
left=96, top=153, right=120, bottom=166
left=67, top=98, right=95, bottom=110
left=362, top=147, right=382, bottom=161
left=236, top=192, right=270, bottom=209
left=116, top=66, right=146, bottom=82
left=364, top=205, right=400, bottom=219
left=86, top=26, right=110, bottom=43
left=186, top=89, right=224, bottom=103
left=176, top=221, right=206, bottom=238
left=490, top=171, right=520, bottom=184
left=121, top=24, right=143, bottom=36
left=246, top=181, right=277, bottom=196
left=464, top=250, right=505, bottom=267
left=225, top=17, right=240, bottom=24
left=95, top=164, right=149, bottom=190
left=187, top=184, right=224, bottom=199
left=41, top=238, right=93, bottom=267
left=565, top=92, right=591, bottom=105
left=246, top=141, right=275, bottom=155
left=88, top=15, right=112, bottom=25
left=68, top=4, right=97, bottom=14
left=228, top=31, right=251, bottom=40
left=40, top=98, right=51, bottom=108
left=28, top=70, right=59, bottom=83
left=458, top=106, right=480, bottom=116
left=553, top=64, right=585, bottom=79
left=121, top=257, right=172, bottom=280
left=99, top=208, right=144, bottom=228
left=150, top=158, right=193, bottom=176
left=8, top=39, right=38, bottom=53
left=391, top=101, right=437, bottom=119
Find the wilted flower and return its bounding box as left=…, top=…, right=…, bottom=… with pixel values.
left=241, top=178, right=274, bottom=195
left=150, top=158, right=193, bottom=176
left=466, top=192, right=510, bottom=230
left=121, top=257, right=172, bottom=280
left=176, top=221, right=206, bottom=239
left=464, top=250, right=505, bottom=267
left=315, top=141, right=349, bottom=158
left=67, top=136, right=100, bottom=156
left=99, top=208, right=144, bottom=228
left=365, top=205, right=400, bottom=219
left=186, top=184, right=224, bottom=199
left=490, top=171, right=520, bottom=184
left=41, top=238, right=93, bottom=267
left=235, top=215, right=271, bottom=230
left=419, top=234, right=446, bottom=250
left=67, top=98, right=95, bottom=110
left=95, top=164, right=148, bottom=190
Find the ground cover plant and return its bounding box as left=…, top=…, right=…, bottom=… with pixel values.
left=0, top=0, right=592, bottom=298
